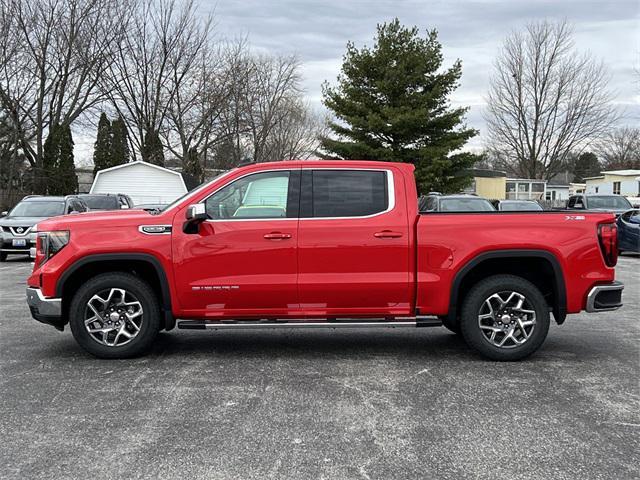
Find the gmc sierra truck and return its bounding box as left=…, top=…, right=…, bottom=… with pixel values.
left=26, top=161, right=624, bottom=360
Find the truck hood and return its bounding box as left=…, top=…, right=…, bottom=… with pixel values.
left=36, top=209, right=161, bottom=230
left=0, top=216, right=50, bottom=228
left=588, top=208, right=629, bottom=216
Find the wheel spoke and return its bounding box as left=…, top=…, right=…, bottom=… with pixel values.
left=480, top=324, right=502, bottom=333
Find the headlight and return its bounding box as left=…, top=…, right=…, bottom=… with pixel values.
left=36, top=231, right=69, bottom=265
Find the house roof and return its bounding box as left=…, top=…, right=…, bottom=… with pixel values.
left=601, top=169, right=640, bottom=176
left=583, top=175, right=605, bottom=181
left=466, top=168, right=507, bottom=178
left=92, top=160, right=188, bottom=192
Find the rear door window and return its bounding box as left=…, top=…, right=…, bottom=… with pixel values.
left=305, top=170, right=388, bottom=218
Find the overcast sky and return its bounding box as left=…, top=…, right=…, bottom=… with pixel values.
left=200, top=0, right=639, bottom=151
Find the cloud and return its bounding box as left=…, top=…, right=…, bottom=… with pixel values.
left=205, top=0, right=640, bottom=151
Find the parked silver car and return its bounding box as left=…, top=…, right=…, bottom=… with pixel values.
left=0, top=195, right=88, bottom=261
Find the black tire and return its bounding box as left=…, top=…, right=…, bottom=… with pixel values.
left=69, top=272, right=160, bottom=359
left=460, top=274, right=550, bottom=361
left=0, top=252, right=7, bottom=262
left=439, top=315, right=461, bottom=335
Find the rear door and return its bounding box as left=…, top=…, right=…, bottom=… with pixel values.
left=297, top=167, right=411, bottom=317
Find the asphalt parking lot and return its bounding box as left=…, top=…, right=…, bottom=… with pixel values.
left=1, top=256, right=638, bottom=480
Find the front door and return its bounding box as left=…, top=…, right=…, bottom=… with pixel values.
left=297, top=167, right=411, bottom=317
left=172, top=169, right=300, bottom=318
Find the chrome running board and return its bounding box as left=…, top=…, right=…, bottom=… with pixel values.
left=177, top=317, right=442, bottom=330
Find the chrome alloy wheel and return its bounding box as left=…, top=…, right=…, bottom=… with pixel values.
left=84, top=288, right=144, bottom=347
left=477, top=291, right=536, bottom=349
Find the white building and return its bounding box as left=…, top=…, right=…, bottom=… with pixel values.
left=584, top=170, right=640, bottom=196
left=90, top=161, right=189, bottom=205
left=505, top=178, right=547, bottom=200
left=545, top=180, right=570, bottom=201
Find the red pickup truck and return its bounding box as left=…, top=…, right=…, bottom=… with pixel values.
left=26, top=160, right=623, bottom=360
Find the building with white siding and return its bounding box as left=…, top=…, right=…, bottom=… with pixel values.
left=584, top=170, right=640, bottom=197
left=90, top=161, right=188, bottom=205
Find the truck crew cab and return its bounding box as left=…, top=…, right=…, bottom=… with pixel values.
left=26, top=161, right=623, bottom=360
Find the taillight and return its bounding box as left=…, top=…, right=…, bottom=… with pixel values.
left=598, top=223, right=618, bottom=267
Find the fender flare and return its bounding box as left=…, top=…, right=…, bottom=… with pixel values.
left=447, top=249, right=567, bottom=325
left=56, top=253, right=175, bottom=330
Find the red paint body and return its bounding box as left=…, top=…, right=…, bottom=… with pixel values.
left=28, top=161, right=617, bottom=321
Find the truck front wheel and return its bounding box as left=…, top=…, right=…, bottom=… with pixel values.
left=69, top=272, right=160, bottom=359
left=460, top=275, right=550, bottom=361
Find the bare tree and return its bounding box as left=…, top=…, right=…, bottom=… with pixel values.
left=214, top=53, right=308, bottom=165
left=596, top=127, right=640, bottom=169
left=485, top=20, right=618, bottom=180
left=0, top=0, right=128, bottom=191
left=262, top=98, right=324, bottom=161
left=102, top=0, right=212, bottom=160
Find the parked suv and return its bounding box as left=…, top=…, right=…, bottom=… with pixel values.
left=419, top=194, right=495, bottom=212
left=567, top=194, right=632, bottom=216
left=77, top=193, right=134, bottom=211
left=0, top=195, right=88, bottom=261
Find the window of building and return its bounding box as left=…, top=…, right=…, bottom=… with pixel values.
left=613, top=181, right=621, bottom=195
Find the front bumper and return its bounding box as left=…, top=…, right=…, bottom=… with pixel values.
left=1, top=232, right=36, bottom=254
left=586, top=281, right=624, bottom=312
left=26, top=287, right=65, bottom=331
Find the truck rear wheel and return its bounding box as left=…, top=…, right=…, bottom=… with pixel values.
left=69, top=272, right=160, bottom=359
left=460, top=275, right=550, bottom=361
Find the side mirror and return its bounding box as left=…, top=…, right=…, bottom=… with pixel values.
left=633, top=204, right=640, bottom=209
left=183, top=203, right=207, bottom=234
left=0, top=211, right=7, bottom=217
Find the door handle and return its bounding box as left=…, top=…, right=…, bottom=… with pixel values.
left=374, top=230, right=403, bottom=238
left=264, top=232, right=291, bottom=240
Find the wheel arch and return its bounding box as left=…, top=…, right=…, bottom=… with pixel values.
left=57, top=253, right=175, bottom=330
left=447, top=249, right=567, bottom=325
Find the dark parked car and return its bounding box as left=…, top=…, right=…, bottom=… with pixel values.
left=617, top=209, right=639, bottom=253
left=420, top=194, right=496, bottom=212
left=0, top=195, right=88, bottom=261
left=567, top=194, right=632, bottom=216
left=134, top=203, right=168, bottom=213
left=495, top=200, right=543, bottom=211
left=77, top=193, right=134, bottom=211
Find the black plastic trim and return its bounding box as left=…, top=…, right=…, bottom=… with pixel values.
left=29, top=307, right=65, bottom=331
left=56, top=253, right=175, bottom=330
left=447, top=249, right=567, bottom=325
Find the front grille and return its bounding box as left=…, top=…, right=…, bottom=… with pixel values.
left=8, top=226, right=31, bottom=236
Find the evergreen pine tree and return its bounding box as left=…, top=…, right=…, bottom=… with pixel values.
left=141, top=127, right=165, bottom=166
left=320, top=19, right=479, bottom=193
left=183, top=147, right=203, bottom=181
left=569, top=151, right=601, bottom=183
left=93, top=113, right=112, bottom=174
left=57, top=124, right=77, bottom=194
left=42, top=124, right=60, bottom=194
left=43, top=123, right=77, bottom=195
left=110, top=116, right=131, bottom=165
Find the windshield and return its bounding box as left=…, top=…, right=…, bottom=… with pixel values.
left=587, top=196, right=632, bottom=210
left=160, top=171, right=229, bottom=213
left=440, top=198, right=495, bottom=212
left=500, top=202, right=543, bottom=211
left=9, top=200, right=65, bottom=217
left=79, top=195, right=118, bottom=210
